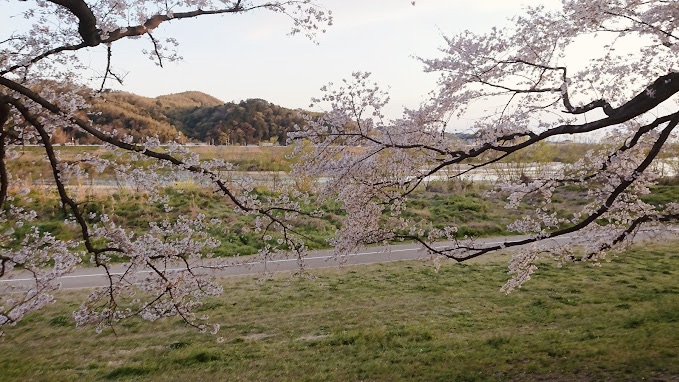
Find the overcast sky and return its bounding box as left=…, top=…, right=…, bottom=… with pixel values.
left=5, top=0, right=559, bottom=117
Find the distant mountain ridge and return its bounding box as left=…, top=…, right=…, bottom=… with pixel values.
left=56, top=90, right=310, bottom=145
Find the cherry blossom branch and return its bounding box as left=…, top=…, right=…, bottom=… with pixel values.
left=0, top=0, right=334, bottom=330
left=435, top=114, right=679, bottom=262
left=99, top=45, right=125, bottom=91
left=307, top=71, right=679, bottom=183
left=0, top=257, right=7, bottom=278
left=575, top=112, right=678, bottom=183
left=8, top=98, right=123, bottom=258
left=2, top=1, right=330, bottom=77
left=0, top=42, right=89, bottom=76
left=47, top=0, right=100, bottom=45
left=602, top=10, right=678, bottom=43
left=0, top=100, right=10, bottom=208
left=146, top=33, right=164, bottom=67
left=495, top=60, right=615, bottom=116
left=2, top=75, right=317, bottom=260
left=102, top=7, right=258, bottom=43
left=440, top=72, right=679, bottom=163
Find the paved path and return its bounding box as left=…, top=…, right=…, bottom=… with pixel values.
left=1, top=230, right=675, bottom=290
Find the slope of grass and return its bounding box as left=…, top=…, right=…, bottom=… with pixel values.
left=1, top=241, right=678, bottom=381
left=4, top=180, right=530, bottom=258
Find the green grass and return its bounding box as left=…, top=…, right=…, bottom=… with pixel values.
left=7, top=182, right=679, bottom=259
left=643, top=184, right=679, bottom=206
left=406, top=190, right=516, bottom=237
left=2, top=181, right=522, bottom=258
left=1, top=241, right=678, bottom=381
left=8, top=145, right=679, bottom=255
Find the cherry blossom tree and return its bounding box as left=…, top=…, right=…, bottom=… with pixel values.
left=3, top=0, right=679, bottom=333
left=0, top=0, right=330, bottom=331
left=294, top=0, right=679, bottom=291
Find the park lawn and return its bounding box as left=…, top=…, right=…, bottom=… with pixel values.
left=0, top=241, right=678, bottom=381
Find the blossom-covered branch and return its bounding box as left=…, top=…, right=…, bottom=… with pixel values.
left=295, top=0, right=679, bottom=291
left=1, top=0, right=330, bottom=331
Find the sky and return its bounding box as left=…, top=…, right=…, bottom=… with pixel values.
left=4, top=0, right=560, bottom=118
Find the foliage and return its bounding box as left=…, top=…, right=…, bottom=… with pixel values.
left=88, top=92, right=310, bottom=145
left=179, top=98, right=312, bottom=145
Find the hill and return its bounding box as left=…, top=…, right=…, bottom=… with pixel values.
left=55, top=90, right=310, bottom=145
left=179, top=98, right=308, bottom=145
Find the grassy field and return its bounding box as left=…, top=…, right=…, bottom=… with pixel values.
left=1, top=241, right=678, bottom=381
left=4, top=142, right=626, bottom=182
left=8, top=178, right=589, bottom=257
left=9, top=144, right=678, bottom=255
left=8, top=145, right=295, bottom=177
left=8, top=177, right=679, bottom=259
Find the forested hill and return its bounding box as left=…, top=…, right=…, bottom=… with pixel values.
left=60, top=90, right=310, bottom=145
left=178, top=98, right=308, bottom=145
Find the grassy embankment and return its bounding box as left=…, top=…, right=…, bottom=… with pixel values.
left=7, top=145, right=679, bottom=257
left=3, top=145, right=679, bottom=380
left=0, top=241, right=678, bottom=381
left=5, top=146, right=513, bottom=255
left=9, top=145, right=294, bottom=179
left=10, top=179, right=524, bottom=257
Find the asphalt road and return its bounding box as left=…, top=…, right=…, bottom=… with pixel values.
left=1, top=230, right=676, bottom=291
